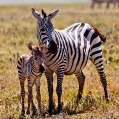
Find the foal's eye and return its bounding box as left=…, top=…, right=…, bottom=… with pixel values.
left=41, top=27, right=45, bottom=31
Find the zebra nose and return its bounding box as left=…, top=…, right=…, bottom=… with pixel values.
left=47, top=44, right=51, bottom=49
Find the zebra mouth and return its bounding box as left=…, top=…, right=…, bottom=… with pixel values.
left=47, top=40, right=58, bottom=54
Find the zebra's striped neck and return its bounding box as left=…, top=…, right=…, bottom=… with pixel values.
left=52, top=29, right=59, bottom=45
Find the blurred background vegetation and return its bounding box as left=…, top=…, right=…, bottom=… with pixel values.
left=0, top=1, right=119, bottom=119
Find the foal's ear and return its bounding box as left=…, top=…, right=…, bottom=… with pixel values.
left=27, top=42, right=33, bottom=51
left=48, top=9, right=59, bottom=20
left=31, top=8, right=41, bottom=20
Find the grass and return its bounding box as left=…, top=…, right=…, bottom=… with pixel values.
left=0, top=2, right=119, bottom=119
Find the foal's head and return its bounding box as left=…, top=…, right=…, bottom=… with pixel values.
left=27, top=42, right=43, bottom=70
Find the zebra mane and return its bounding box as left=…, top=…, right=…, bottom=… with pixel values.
left=41, top=9, right=47, bottom=17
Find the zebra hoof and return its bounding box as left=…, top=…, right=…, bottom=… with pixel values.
left=57, top=102, right=63, bottom=114
left=39, top=110, right=47, bottom=117
left=31, top=109, right=37, bottom=118
left=77, top=94, right=82, bottom=101
left=21, top=111, right=25, bottom=116
left=19, top=113, right=25, bottom=119
left=106, top=98, right=109, bottom=103
left=26, top=110, right=30, bottom=115
left=48, top=109, right=53, bottom=116
left=48, top=102, right=55, bottom=115
left=21, top=110, right=25, bottom=115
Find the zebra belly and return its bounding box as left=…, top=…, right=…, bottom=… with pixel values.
left=64, top=51, right=89, bottom=75
left=64, top=61, right=88, bottom=75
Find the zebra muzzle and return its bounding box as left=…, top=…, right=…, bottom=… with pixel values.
left=45, top=40, right=57, bottom=54
left=46, top=40, right=51, bottom=49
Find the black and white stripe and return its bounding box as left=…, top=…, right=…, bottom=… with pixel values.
left=32, top=8, right=109, bottom=114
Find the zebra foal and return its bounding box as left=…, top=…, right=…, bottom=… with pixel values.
left=17, top=43, right=44, bottom=116
left=31, top=8, right=109, bottom=114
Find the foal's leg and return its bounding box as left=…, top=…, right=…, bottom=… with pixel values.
left=19, top=76, right=26, bottom=116
left=35, top=77, right=42, bottom=115
left=31, top=97, right=37, bottom=117
left=26, top=78, right=36, bottom=115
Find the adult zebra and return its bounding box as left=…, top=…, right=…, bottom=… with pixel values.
left=32, top=8, right=109, bottom=114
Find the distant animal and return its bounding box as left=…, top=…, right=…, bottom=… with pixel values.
left=32, top=8, right=109, bottom=114
left=91, top=0, right=119, bottom=8
left=17, top=43, right=44, bottom=117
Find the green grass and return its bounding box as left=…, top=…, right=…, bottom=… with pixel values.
left=0, top=3, right=119, bottom=119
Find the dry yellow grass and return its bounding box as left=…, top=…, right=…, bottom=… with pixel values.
left=0, top=3, right=119, bottom=119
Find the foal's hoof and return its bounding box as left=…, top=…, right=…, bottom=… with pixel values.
left=26, top=110, right=30, bottom=115
left=57, top=102, right=63, bottom=114
left=31, top=110, right=37, bottom=118
left=40, top=110, right=49, bottom=117
left=106, top=98, right=109, bottom=103
left=21, top=112, right=25, bottom=117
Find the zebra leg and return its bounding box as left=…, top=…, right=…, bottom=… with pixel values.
left=19, top=76, right=25, bottom=116
left=106, top=2, right=110, bottom=9
left=56, top=68, right=64, bottom=114
left=31, top=98, right=37, bottom=117
left=91, top=2, right=95, bottom=8
left=96, top=65, right=108, bottom=101
left=26, top=79, right=35, bottom=115
left=75, top=71, right=85, bottom=101
left=113, top=1, right=116, bottom=8
left=90, top=54, right=109, bottom=102
left=35, top=78, right=42, bottom=115
left=99, top=2, right=102, bottom=8
left=45, top=72, right=55, bottom=115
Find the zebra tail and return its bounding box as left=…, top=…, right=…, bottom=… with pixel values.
left=91, top=24, right=107, bottom=43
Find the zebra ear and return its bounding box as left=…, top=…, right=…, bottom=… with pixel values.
left=41, top=9, right=47, bottom=18
left=48, top=9, right=59, bottom=20
left=31, top=8, right=41, bottom=20
left=27, top=42, right=33, bottom=51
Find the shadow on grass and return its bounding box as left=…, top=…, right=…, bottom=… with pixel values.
left=19, top=91, right=105, bottom=118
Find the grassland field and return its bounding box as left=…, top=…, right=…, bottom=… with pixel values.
left=0, top=2, right=119, bottom=119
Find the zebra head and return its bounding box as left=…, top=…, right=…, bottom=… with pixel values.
left=32, top=8, right=59, bottom=54
left=27, top=42, right=44, bottom=72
